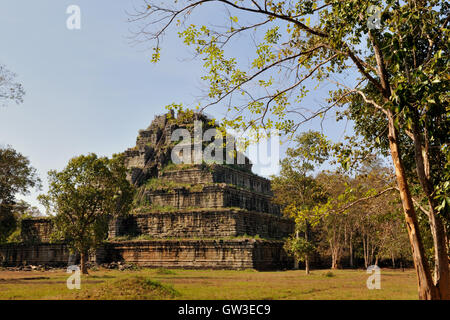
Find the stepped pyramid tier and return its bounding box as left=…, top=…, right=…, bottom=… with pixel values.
left=124, top=111, right=252, bottom=187
left=0, top=111, right=294, bottom=270
left=132, top=164, right=280, bottom=215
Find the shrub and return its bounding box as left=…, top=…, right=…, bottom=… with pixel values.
left=323, top=271, right=335, bottom=278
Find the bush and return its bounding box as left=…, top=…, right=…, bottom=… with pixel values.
left=323, top=271, right=335, bottom=278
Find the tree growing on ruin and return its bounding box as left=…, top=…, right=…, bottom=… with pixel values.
left=131, top=0, right=450, bottom=299
left=38, top=153, right=134, bottom=274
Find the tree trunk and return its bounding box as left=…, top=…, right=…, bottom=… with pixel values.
left=387, top=112, right=437, bottom=299
left=330, top=226, right=342, bottom=269
left=331, top=252, right=336, bottom=269
left=330, top=238, right=339, bottom=270
left=293, top=259, right=299, bottom=270
left=411, top=124, right=450, bottom=300
left=370, top=243, right=377, bottom=267
left=363, top=235, right=369, bottom=269
left=330, top=239, right=336, bottom=269
left=426, top=201, right=450, bottom=299
left=305, top=224, right=310, bottom=275
left=305, top=256, right=310, bottom=275
left=80, top=251, right=89, bottom=275
left=294, top=231, right=300, bottom=269
left=349, top=233, right=354, bottom=268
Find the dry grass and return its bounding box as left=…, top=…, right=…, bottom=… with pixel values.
left=0, top=268, right=418, bottom=300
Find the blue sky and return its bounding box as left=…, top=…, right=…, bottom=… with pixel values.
left=0, top=1, right=355, bottom=212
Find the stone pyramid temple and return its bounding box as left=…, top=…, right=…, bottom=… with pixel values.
left=0, top=111, right=294, bottom=270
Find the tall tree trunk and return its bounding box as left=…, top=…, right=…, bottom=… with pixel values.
left=428, top=214, right=450, bottom=299
left=305, top=256, right=310, bottom=275
left=370, top=242, right=377, bottom=266
left=80, top=251, right=89, bottom=275
left=363, top=236, right=368, bottom=269
left=387, top=112, right=437, bottom=299
left=363, top=235, right=368, bottom=269
left=411, top=124, right=450, bottom=300
left=349, top=234, right=354, bottom=268
left=329, top=223, right=342, bottom=269
left=330, top=239, right=338, bottom=269
left=305, top=223, right=310, bottom=275
left=294, top=231, right=299, bottom=269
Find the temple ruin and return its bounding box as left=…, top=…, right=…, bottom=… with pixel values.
left=0, top=111, right=294, bottom=270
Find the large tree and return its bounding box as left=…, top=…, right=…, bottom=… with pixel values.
left=0, top=146, right=41, bottom=242
left=272, top=131, right=328, bottom=273
left=38, top=153, right=134, bottom=274
left=131, top=0, right=449, bottom=299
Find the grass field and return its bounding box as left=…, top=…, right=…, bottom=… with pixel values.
left=0, top=268, right=418, bottom=300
